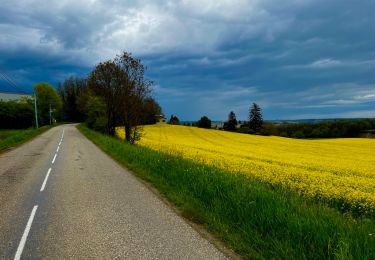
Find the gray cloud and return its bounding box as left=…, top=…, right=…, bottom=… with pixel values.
left=0, top=0, right=374, bottom=120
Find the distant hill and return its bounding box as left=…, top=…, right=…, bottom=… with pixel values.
left=181, top=118, right=375, bottom=126
left=268, top=118, right=375, bottom=124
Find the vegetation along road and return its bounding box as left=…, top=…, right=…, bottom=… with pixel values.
left=0, top=124, right=228, bottom=259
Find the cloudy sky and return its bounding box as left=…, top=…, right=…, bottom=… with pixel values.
left=1, top=0, right=375, bottom=120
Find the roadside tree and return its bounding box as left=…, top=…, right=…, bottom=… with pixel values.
left=85, top=95, right=107, bottom=133
left=115, top=52, right=152, bottom=143
left=88, top=60, right=122, bottom=136
left=88, top=52, right=152, bottom=143
left=33, top=83, right=62, bottom=126
left=58, top=76, right=87, bottom=122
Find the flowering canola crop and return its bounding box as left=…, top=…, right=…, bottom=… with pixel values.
left=117, top=124, right=375, bottom=209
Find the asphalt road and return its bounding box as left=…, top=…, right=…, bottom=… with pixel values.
left=0, top=125, right=228, bottom=259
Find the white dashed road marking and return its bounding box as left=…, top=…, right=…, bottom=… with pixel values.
left=14, top=205, right=38, bottom=260
left=40, top=168, right=52, bottom=192
left=15, top=128, right=65, bottom=259
left=51, top=154, right=57, bottom=164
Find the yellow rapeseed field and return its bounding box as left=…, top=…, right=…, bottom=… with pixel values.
left=117, top=124, right=375, bottom=209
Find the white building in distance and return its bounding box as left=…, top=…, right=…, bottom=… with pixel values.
left=0, top=91, right=31, bottom=101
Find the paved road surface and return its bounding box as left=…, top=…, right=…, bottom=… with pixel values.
left=0, top=125, right=228, bottom=259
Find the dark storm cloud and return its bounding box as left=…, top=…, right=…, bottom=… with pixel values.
left=0, top=0, right=374, bottom=119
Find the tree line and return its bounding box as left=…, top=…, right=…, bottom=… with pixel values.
left=0, top=98, right=35, bottom=129
left=171, top=103, right=375, bottom=139
left=59, top=52, right=161, bottom=143
left=259, top=119, right=375, bottom=138
left=0, top=52, right=162, bottom=143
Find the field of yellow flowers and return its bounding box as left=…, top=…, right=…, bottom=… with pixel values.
left=117, top=124, right=375, bottom=210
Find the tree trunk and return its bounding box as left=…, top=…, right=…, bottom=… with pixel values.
left=124, top=124, right=131, bottom=142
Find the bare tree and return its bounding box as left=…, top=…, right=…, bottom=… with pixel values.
left=88, top=52, right=152, bottom=143
left=115, top=52, right=152, bottom=143
left=88, top=61, right=122, bottom=136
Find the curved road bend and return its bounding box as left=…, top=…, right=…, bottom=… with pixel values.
left=0, top=124, right=228, bottom=259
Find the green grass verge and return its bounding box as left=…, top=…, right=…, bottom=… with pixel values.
left=77, top=124, right=375, bottom=259
left=0, top=126, right=53, bottom=152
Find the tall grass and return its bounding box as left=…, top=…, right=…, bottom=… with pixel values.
left=0, top=126, right=52, bottom=152
left=78, top=125, right=375, bottom=259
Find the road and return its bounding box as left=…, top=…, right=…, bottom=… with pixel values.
left=0, top=125, right=228, bottom=259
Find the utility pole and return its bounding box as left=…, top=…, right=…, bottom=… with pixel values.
left=34, top=92, right=39, bottom=128
left=49, top=104, right=52, bottom=125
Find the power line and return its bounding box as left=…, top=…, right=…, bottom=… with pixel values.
left=0, top=69, right=39, bottom=128
left=0, top=71, right=17, bottom=88
left=0, top=70, right=27, bottom=93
